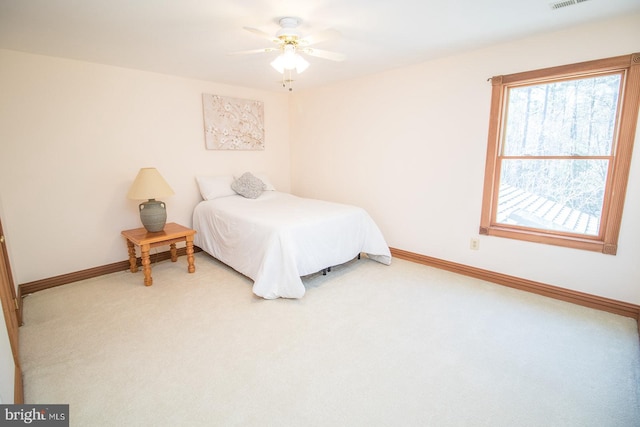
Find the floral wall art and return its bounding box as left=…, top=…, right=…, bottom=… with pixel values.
left=202, top=94, right=265, bottom=150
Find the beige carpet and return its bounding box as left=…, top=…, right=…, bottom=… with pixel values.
left=19, top=252, right=640, bottom=426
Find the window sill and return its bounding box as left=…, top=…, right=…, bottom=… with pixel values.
left=479, top=225, right=615, bottom=254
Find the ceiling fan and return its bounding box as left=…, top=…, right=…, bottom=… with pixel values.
left=230, top=17, right=346, bottom=90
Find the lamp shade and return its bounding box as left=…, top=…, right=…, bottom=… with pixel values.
left=127, top=168, right=174, bottom=200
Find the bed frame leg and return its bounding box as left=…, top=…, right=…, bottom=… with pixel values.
left=322, top=268, right=327, bottom=276
left=358, top=253, right=361, bottom=260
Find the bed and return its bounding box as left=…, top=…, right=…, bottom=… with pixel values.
left=192, top=173, right=391, bottom=299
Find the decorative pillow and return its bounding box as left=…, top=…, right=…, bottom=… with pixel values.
left=231, top=172, right=266, bottom=199
left=195, top=175, right=236, bottom=200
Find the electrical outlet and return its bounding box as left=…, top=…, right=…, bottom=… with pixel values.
left=470, top=237, right=480, bottom=250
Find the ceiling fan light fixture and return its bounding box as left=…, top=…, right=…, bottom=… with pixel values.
left=271, top=44, right=309, bottom=74
left=282, top=45, right=297, bottom=69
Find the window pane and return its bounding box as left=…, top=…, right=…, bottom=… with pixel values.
left=496, top=159, right=608, bottom=236
left=503, top=74, right=621, bottom=156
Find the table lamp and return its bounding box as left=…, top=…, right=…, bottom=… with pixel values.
left=127, top=167, right=175, bottom=232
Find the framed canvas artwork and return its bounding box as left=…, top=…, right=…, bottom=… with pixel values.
left=202, top=94, right=264, bottom=150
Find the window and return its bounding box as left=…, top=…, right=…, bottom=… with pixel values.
left=480, top=53, right=640, bottom=254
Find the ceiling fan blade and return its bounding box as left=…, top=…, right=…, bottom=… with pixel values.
left=228, top=47, right=279, bottom=55
left=301, top=48, right=346, bottom=62
left=298, top=29, right=341, bottom=46
left=243, top=27, right=280, bottom=44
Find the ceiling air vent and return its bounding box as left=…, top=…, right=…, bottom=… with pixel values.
left=549, top=0, right=591, bottom=9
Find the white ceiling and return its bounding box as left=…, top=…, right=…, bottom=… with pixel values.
left=1, top=0, right=639, bottom=92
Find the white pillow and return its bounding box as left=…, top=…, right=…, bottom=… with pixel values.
left=253, top=172, right=276, bottom=191
left=195, top=175, right=236, bottom=200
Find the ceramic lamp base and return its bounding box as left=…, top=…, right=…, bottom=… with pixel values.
left=139, top=199, right=167, bottom=232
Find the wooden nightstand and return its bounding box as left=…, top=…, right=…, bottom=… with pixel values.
left=121, top=222, right=196, bottom=286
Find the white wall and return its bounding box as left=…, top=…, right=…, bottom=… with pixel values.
left=0, top=50, right=291, bottom=284
left=290, top=13, right=640, bottom=304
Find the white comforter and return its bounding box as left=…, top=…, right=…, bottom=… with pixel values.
left=192, top=191, right=391, bottom=299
